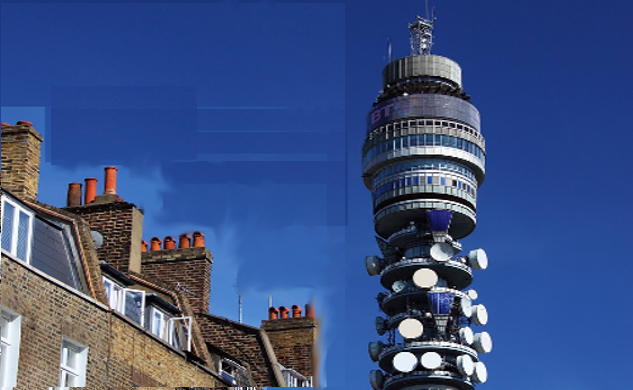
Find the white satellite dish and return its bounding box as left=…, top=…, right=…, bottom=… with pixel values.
left=430, top=242, right=453, bottom=262
left=466, top=289, right=478, bottom=300
left=369, top=370, right=384, bottom=390
left=472, top=304, right=489, bottom=326
left=459, top=297, right=472, bottom=318
left=456, top=354, right=474, bottom=376
left=398, top=318, right=423, bottom=339
left=473, top=361, right=488, bottom=383
left=420, top=351, right=442, bottom=369
left=368, top=341, right=385, bottom=362
left=412, top=268, right=438, bottom=289
left=392, top=280, right=407, bottom=293
left=473, top=332, right=493, bottom=353
left=393, top=351, right=418, bottom=373
left=375, top=316, right=387, bottom=336
left=468, top=249, right=488, bottom=270
left=459, top=327, right=474, bottom=345
left=366, top=255, right=383, bottom=276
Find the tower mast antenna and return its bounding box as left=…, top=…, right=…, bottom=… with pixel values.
left=409, top=1, right=435, bottom=55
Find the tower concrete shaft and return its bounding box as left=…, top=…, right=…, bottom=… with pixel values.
left=364, top=15, right=491, bottom=390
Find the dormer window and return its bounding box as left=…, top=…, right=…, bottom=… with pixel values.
left=145, top=295, right=191, bottom=352
left=1, top=195, right=33, bottom=263
left=219, top=358, right=248, bottom=386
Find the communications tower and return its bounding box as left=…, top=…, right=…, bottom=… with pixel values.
left=363, top=14, right=491, bottom=390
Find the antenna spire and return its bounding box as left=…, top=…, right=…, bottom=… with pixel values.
left=409, top=3, right=435, bottom=55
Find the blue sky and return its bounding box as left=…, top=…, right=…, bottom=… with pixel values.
left=2, top=1, right=633, bottom=389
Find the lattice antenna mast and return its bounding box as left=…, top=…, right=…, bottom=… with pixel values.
left=409, top=13, right=434, bottom=55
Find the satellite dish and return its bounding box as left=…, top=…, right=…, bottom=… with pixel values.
left=420, top=351, right=442, bottom=369
left=456, top=355, right=474, bottom=376
left=473, top=361, right=488, bottom=383
left=91, top=230, right=104, bottom=249
left=369, top=370, right=384, bottom=390
left=473, top=332, right=493, bottom=353
left=459, top=297, right=472, bottom=318
left=368, top=341, right=385, bottom=362
left=468, top=249, right=488, bottom=270
left=412, top=268, right=438, bottom=289
left=366, top=255, right=384, bottom=276
left=466, top=289, right=478, bottom=300
left=398, top=318, right=423, bottom=339
left=393, top=351, right=418, bottom=373
left=430, top=242, right=453, bottom=262
left=472, top=304, right=489, bottom=326
left=392, top=280, right=407, bottom=293
left=459, top=327, right=474, bottom=345
left=375, top=317, right=387, bottom=336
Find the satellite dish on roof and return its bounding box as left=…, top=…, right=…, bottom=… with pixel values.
left=456, top=354, right=475, bottom=376
left=369, top=370, right=384, bottom=390
left=398, top=318, right=423, bottom=339
left=393, top=351, right=418, bottom=373
left=375, top=316, right=387, bottom=336
left=472, top=304, right=489, bottom=326
left=430, top=242, right=453, bottom=261
left=420, top=351, right=442, bottom=369
left=459, top=327, right=474, bottom=345
left=459, top=297, right=472, bottom=318
left=413, top=268, right=438, bottom=289
left=366, top=255, right=384, bottom=276
left=466, top=289, right=478, bottom=300
left=468, top=249, right=488, bottom=270
left=368, top=341, right=385, bottom=362
left=473, top=361, right=488, bottom=383
left=392, top=280, right=407, bottom=293
left=473, top=332, right=493, bottom=353
left=91, top=230, right=104, bottom=249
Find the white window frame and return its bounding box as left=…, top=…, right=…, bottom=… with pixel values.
left=282, top=368, right=312, bottom=387
left=0, top=308, right=21, bottom=388
left=149, top=306, right=169, bottom=340
left=102, top=277, right=145, bottom=327
left=219, top=358, right=247, bottom=386
left=1, top=195, right=34, bottom=263
left=168, top=316, right=192, bottom=352
left=58, top=338, right=88, bottom=388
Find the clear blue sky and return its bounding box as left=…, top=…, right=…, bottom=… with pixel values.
left=2, top=1, right=632, bottom=389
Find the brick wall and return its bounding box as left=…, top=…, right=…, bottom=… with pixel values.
left=1, top=123, right=43, bottom=202
left=141, top=247, right=212, bottom=314
left=66, top=202, right=143, bottom=274
left=1, top=254, right=222, bottom=388
left=261, top=316, right=318, bottom=378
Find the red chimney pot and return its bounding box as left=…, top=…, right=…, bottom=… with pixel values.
left=104, top=166, right=117, bottom=195
left=279, top=306, right=290, bottom=319
left=193, top=231, right=205, bottom=248
left=84, top=178, right=98, bottom=204
left=1, top=122, right=11, bottom=127
left=292, top=304, right=302, bottom=318
left=67, top=183, right=82, bottom=207
left=268, top=307, right=279, bottom=320
left=179, top=233, right=191, bottom=248
left=164, top=236, right=176, bottom=250
left=150, top=237, right=162, bottom=251
left=141, top=240, right=148, bottom=253
left=16, top=120, right=33, bottom=126
left=305, top=302, right=316, bottom=319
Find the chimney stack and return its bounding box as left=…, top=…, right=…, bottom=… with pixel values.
left=1, top=121, right=44, bottom=202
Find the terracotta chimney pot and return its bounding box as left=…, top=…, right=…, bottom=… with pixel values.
left=67, top=183, right=82, bottom=207
left=104, top=166, right=118, bottom=195
left=16, top=120, right=33, bottom=126
left=141, top=240, right=148, bottom=253
left=1, top=122, right=10, bottom=127
left=292, top=304, right=302, bottom=318
left=179, top=233, right=191, bottom=248
left=193, top=231, right=205, bottom=248
left=305, top=302, right=316, bottom=318
left=84, top=178, right=98, bottom=204
left=279, top=306, right=290, bottom=319
left=268, top=307, right=279, bottom=320
left=164, top=236, right=176, bottom=250
left=150, top=237, right=162, bottom=251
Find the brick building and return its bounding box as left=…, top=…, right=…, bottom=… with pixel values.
left=1, top=121, right=318, bottom=388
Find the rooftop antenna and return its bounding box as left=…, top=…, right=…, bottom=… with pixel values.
left=409, top=0, right=435, bottom=55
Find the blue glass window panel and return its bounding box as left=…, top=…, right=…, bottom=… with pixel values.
left=440, top=177, right=446, bottom=185
left=16, top=211, right=30, bottom=260
left=402, top=137, right=409, bottom=148
left=442, top=135, right=449, bottom=146
left=413, top=177, right=419, bottom=185
left=434, top=135, right=441, bottom=146
left=1, top=202, right=15, bottom=252
left=450, top=137, right=457, bottom=147
left=427, top=176, right=433, bottom=184
left=406, top=178, right=412, bottom=186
